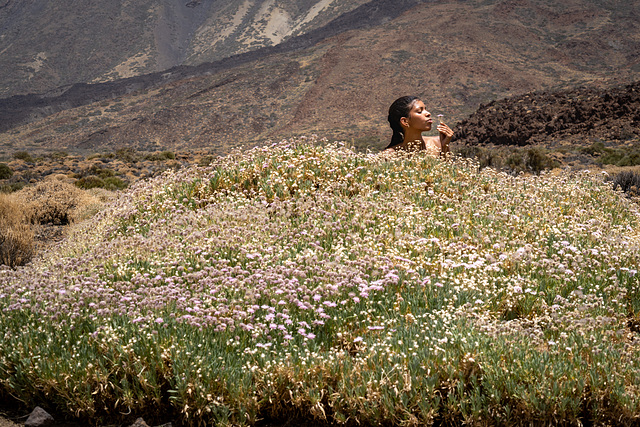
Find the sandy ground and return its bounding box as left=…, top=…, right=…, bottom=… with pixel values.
left=0, top=416, right=19, bottom=427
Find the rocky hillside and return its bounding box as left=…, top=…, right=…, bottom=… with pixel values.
left=455, top=81, right=640, bottom=147
left=0, top=0, right=371, bottom=98
left=0, top=0, right=417, bottom=133
left=0, top=0, right=639, bottom=157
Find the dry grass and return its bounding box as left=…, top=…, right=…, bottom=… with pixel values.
left=17, top=179, right=103, bottom=225
left=0, top=178, right=108, bottom=268
left=0, top=193, right=34, bottom=268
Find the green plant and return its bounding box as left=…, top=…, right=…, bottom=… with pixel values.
left=198, top=155, right=215, bottom=167
left=506, top=152, right=525, bottom=170
left=455, top=145, right=559, bottom=173
left=13, top=151, right=34, bottom=163
left=0, top=163, right=12, bottom=180
left=580, top=142, right=640, bottom=167
left=350, top=136, right=384, bottom=152
left=1, top=138, right=640, bottom=426
left=102, top=176, right=128, bottom=191
left=600, top=148, right=640, bottom=167
left=0, top=182, right=26, bottom=194
left=454, top=145, right=501, bottom=169
left=580, top=141, right=606, bottom=156
left=75, top=175, right=106, bottom=190
left=87, top=152, right=115, bottom=161
left=85, top=165, right=115, bottom=179
left=49, top=151, right=69, bottom=160
left=115, top=147, right=139, bottom=163
left=525, top=146, right=560, bottom=173
left=144, top=151, right=176, bottom=161
left=75, top=175, right=127, bottom=191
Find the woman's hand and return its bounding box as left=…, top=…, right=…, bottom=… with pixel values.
left=437, top=122, right=454, bottom=154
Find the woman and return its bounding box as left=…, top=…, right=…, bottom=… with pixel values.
left=386, top=96, right=454, bottom=155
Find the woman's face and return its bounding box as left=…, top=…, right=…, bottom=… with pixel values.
left=402, top=100, right=432, bottom=131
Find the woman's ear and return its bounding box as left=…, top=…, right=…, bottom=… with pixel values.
left=400, top=117, right=409, bottom=129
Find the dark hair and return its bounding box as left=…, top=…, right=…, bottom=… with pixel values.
left=386, top=96, right=419, bottom=149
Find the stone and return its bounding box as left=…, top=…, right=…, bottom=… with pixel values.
left=24, top=406, right=54, bottom=427
left=128, top=418, right=150, bottom=427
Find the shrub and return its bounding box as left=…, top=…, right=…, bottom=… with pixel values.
left=0, top=163, right=12, bottom=179
left=612, top=171, right=640, bottom=197
left=600, top=149, right=640, bottom=167
left=454, top=145, right=504, bottom=169
left=525, top=146, right=560, bottom=173
left=84, top=164, right=115, bottom=179
left=18, top=180, right=98, bottom=225
left=0, top=182, right=26, bottom=194
left=102, top=176, right=127, bottom=191
left=580, top=141, right=606, bottom=156
left=115, top=147, right=138, bottom=163
left=49, top=151, right=69, bottom=160
left=506, top=152, right=525, bottom=170
left=0, top=193, right=34, bottom=268
left=75, top=175, right=127, bottom=191
left=75, top=175, right=105, bottom=190
left=581, top=142, right=640, bottom=167
left=13, top=151, right=34, bottom=163
left=74, top=188, right=113, bottom=221
left=144, top=151, right=176, bottom=161
left=2, top=139, right=640, bottom=425
left=455, top=145, right=559, bottom=173
left=351, top=136, right=384, bottom=152
left=87, top=152, right=114, bottom=161
left=198, top=155, right=215, bottom=167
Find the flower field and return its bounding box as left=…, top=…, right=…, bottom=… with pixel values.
left=1, top=137, right=640, bottom=426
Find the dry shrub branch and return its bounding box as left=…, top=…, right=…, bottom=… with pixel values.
left=0, top=193, right=34, bottom=268
left=1, top=179, right=107, bottom=268
left=18, top=180, right=102, bottom=225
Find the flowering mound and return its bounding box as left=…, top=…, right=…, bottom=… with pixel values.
left=2, top=137, right=640, bottom=426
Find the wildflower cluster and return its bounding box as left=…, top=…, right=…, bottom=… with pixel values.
left=1, top=136, right=639, bottom=425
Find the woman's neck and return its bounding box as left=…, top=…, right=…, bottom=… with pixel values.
left=403, top=129, right=425, bottom=145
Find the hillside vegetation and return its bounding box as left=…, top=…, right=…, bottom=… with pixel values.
left=1, top=137, right=640, bottom=426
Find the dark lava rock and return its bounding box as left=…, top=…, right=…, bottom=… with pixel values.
left=455, top=80, right=640, bottom=147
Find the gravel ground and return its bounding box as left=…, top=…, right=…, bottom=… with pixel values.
left=0, top=416, right=19, bottom=427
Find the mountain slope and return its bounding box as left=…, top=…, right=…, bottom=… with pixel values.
left=1, top=0, right=639, bottom=156
left=0, top=0, right=419, bottom=134
left=0, top=0, right=371, bottom=98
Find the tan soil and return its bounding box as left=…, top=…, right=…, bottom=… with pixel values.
left=0, top=416, right=19, bottom=427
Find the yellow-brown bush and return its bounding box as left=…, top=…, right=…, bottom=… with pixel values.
left=0, top=193, right=34, bottom=268
left=1, top=179, right=107, bottom=267
left=17, top=179, right=100, bottom=225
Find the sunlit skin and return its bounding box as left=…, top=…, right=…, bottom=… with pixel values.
left=393, top=100, right=454, bottom=155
